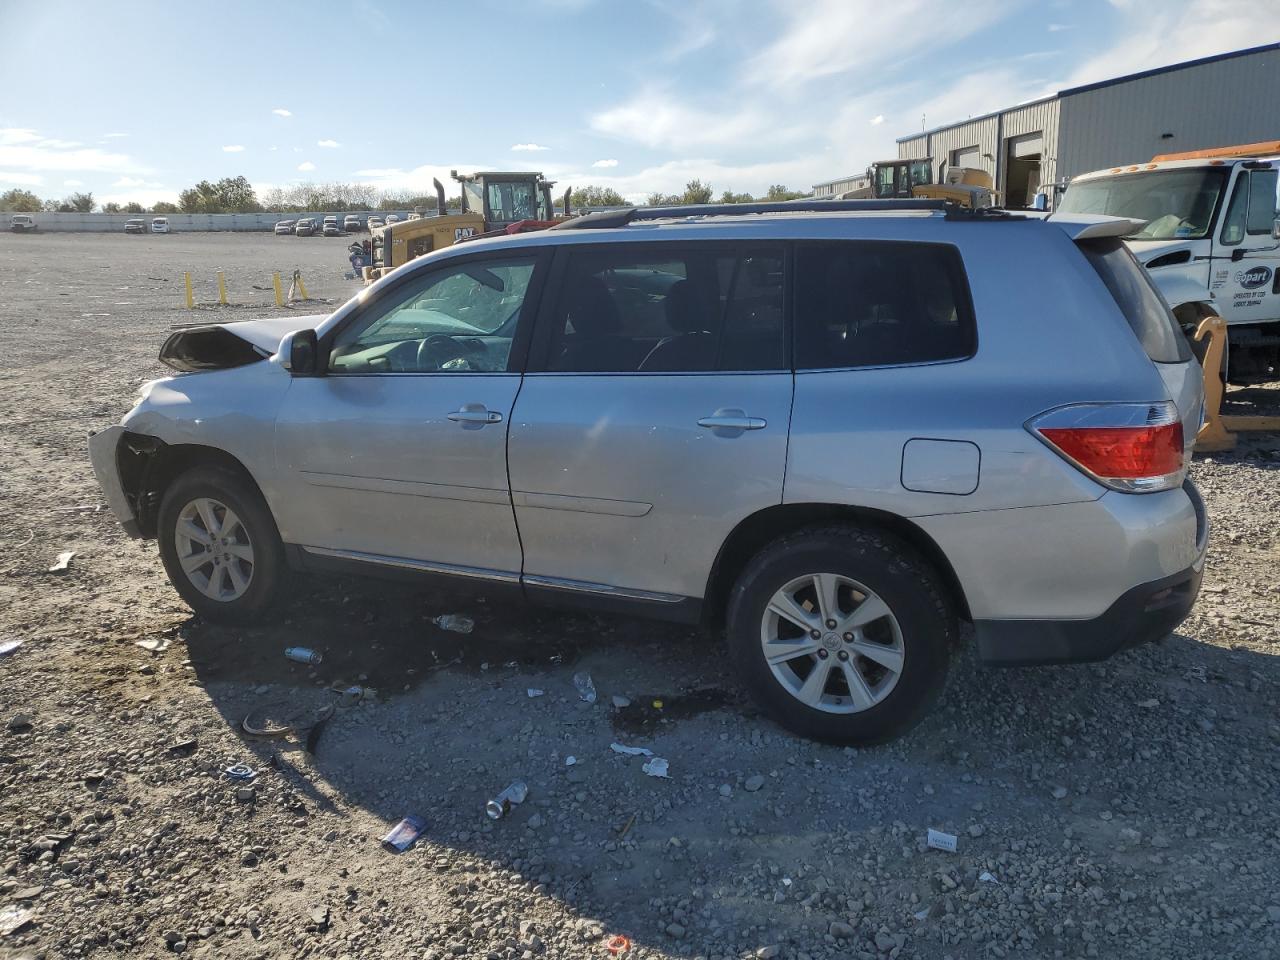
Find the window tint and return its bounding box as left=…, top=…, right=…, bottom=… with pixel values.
left=794, top=241, right=974, bottom=370
left=329, top=257, right=536, bottom=373
left=545, top=246, right=785, bottom=372
left=1080, top=238, right=1191, bottom=364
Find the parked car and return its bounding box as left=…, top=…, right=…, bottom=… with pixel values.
left=385, top=213, right=400, bottom=224
left=87, top=201, right=1207, bottom=744
left=9, top=214, right=37, bottom=233
left=294, top=218, right=316, bottom=237
left=124, top=218, right=147, bottom=234
left=274, top=220, right=296, bottom=236
left=343, top=214, right=363, bottom=232
left=151, top=217, right=170, bottom=234
left=367, top=216, right=385, bottom=230
left=322, top=221, right=343, bottom=237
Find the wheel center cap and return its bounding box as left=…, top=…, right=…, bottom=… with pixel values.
left=823, top=632, right=841, bottom=648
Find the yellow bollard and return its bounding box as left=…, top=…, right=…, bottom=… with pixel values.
left=296, top=273, right=309, bottom=300
left=272, top=271, right=284, bottom=307
left=216, top=271, right=228, bottom=306
left=184, top=272, right=194, bottom=309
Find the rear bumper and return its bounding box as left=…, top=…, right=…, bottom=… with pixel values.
left=974, top=561, right=1202, bottom=665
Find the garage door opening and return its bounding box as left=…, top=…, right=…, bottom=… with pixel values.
left=1004, top=133, right=1043, bottom=208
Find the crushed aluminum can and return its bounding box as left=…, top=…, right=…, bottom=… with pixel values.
left=642, top=757, right=670, bottom=778
left=285, top=647, right=322, bottom=665
left=225, top=763, right=256, bottom=781
left=572, top=671, right=597, bottom=703
left=485, top=780, right=529, bottom=820
left=382, top=814, right=426, bottom=852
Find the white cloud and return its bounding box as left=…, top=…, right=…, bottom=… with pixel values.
left=354, top=163, right=486, bottom=194
left=297, top=160, right=316, bottom=172
left=590, top=90, right=783, bottom=151
left=317, top=139, right=340, bottom=148
left=0, top=171, right=43, bottom=186
left=511, top=143, right=550, bottom=152
left=102, top=132, right=129, bottom=139
left=222, top=144, right=245, bottom=153
left=870, top=115, right=884, bottom=125
left=592, top=158, right=619, bottom=168
left=269, top=146, right=278, bottom=151
left=0, top=127, right=148, bottom=175
left=1047, top=22, right=1071, bottom=31
left=63, top=179, right=83, bottom=187
left=112, top=176, right=165, bottom=189
left=272, top=108, right=292, bottom=117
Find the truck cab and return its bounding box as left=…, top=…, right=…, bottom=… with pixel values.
left=1058, top=142, right=1280, bottom=382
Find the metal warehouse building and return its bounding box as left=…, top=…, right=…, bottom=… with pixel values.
left=895, top=42, right=1280, bottom=207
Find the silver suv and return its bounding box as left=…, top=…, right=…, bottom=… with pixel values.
left=89, top=200, right=1208, bottom=743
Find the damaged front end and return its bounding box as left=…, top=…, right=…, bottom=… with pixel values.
left=87, top=426, right=160, bottom=538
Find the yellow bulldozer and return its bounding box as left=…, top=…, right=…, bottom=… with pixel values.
left=839, top=158, right=998, bottom=208
left=362, top=171, right=569, bottom=282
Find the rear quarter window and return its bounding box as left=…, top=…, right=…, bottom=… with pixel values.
left=794, top=241, right=976, bottom=370
left=1079, top=238, right=1191, bottom=363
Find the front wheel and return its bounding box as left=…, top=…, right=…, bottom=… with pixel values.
left=726, top=526, right=954, bottom=744
left=157, top=466, right=286, bottom=624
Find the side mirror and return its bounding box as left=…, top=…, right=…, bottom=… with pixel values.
left=285, top=329, right=319, bottom=375
left=1273, top=217, right=1280, bottom=240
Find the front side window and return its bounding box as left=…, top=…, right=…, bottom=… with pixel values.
left=544, top=245, right=785, bottom=373
left=329, top=257, right=537, bottom=373
left=1246, top=169, right=1279, bottom=236
left=794, top=241, right=975, bottom=370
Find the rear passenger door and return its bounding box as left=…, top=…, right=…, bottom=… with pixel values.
left=508, top=242, right=792, bottom=609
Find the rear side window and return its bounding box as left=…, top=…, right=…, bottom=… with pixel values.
left=544, top=245, right=785, bottom=372
left=1079, top=238, right=1191, bottom=363
left=794, top=241, right=975, bottom=370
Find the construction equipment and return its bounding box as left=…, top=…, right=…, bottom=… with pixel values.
left=1193, top=316, right=1280, bottom=451
left=837, top=158, right=997, bottom=208
left=363, top=171, right=571, bottom=282
left=1059, top=141, right=1280, bottom=384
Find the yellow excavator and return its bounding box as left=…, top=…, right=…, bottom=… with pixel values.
left=839, top=158, right=998, bottom=208
left=363, top=171, right=570, bottom=282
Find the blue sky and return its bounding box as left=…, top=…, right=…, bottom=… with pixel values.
left=0, top=0, right=1274, bottom=206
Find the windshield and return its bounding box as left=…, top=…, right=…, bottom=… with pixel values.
left=1058, top=167, right=1227, bottom=240
left=486, top=180, right=537, bottom=222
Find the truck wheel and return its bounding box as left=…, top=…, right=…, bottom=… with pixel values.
left=157, top=466, right=286, bottom=624
left=726, top=526, right=955, bottom=745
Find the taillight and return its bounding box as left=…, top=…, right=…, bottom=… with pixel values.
left=1029, top=401, right=1184, bottom=493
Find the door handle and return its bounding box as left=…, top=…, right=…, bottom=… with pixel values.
left=697, top=412, right=767, bottom=431
left=447, top=406, right=503, bottom=425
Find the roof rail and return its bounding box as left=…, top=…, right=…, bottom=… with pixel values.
left=549, top=197, right=989, bottom=230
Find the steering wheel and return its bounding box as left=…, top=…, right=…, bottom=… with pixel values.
left=416, top=334, right=485, bottom=371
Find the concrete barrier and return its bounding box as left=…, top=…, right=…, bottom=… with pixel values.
left=9, top=211, right=413, bottom=233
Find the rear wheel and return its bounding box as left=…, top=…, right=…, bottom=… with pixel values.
left=726, top=526, right=954, bottom=744
left=157, top=466, right=286, bottom=624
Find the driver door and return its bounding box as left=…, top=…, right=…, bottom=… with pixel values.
left=272, top=250, right=546, bottom=579
left=1214, top=164, right=1280, bottom=326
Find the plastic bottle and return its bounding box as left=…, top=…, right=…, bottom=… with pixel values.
left=485, top=780, right=529, bottom=820
left=432, top=614, right=474, bottom=634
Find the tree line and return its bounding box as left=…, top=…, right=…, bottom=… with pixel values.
left=3, top=175, right=811, bottom=216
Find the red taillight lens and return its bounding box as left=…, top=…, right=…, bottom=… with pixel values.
left=1030, top=402, right=1185, bottom=493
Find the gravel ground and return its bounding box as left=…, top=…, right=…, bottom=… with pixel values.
left=1, top=231, right=1279, bottom=960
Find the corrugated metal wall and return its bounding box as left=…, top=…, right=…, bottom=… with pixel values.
left=1056, top=47, right=1280, bottom=180
left=897, top=116, right=999, bottom=181
left=1001, top=99, right=1060, bottom=188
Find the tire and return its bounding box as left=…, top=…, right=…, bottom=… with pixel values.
left=726, top=525, right=955, bottom=745
left=157, top=465, right=286, bottom=624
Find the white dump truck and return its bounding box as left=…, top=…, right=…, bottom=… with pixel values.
left=1058, top=142, right=1280, bottom=382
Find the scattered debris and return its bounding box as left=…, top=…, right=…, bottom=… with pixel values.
left=611, top=695, right=631, bottom=708
left=134, top=636, right=170, bottom=652
left=330, top=684, right=364, bottom=706
left=606, top=934, right=632, bottom=955
left=0, top=639, right=24, bottom=657
left=652, top=699, right=664, bottom=709
left=573, top=671, right=598, bottom=703
left=7, top=713, right=33, bottom=734
left=744, top=774, right=766, bottom=792
left=617, top=812, right=638, bottom=839
left=486, top=780, right=529, bottom=820
left=610, top=742, right=653, bottom=757
left=381, top=815, right=427, bottom=852
left=642, top=757, right=670, bottom=778
left=235, top=786, right=256, bottom=803
left=224, top=763, right=256, bottom=780
left=926, top=828, right=958, bottom=853
left=48, top=551, right=75, bottom=573
left=527, top=688, right=545, bottom=698
left=167, top=738, right=197, bottom=757
left=284, top=646, right=322, bottom=665
left=0, top=905, right=34, bottom=937
left=432, top=614, right=474, bottom=634
left=307, top=905, right=331, bottom=932
left=979, top=871, right=1000, bottom=884
left=565, top=755, right=577, bottom=766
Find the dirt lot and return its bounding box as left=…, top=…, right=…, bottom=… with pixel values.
left=1, top=231, right=1279, bottom=960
